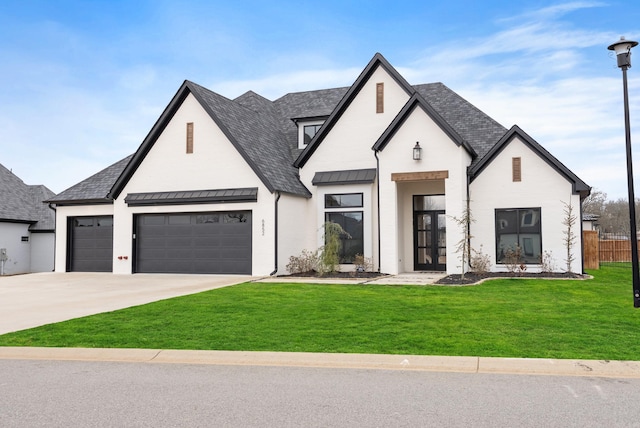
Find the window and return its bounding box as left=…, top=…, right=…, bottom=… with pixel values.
left=496, top=208, right=541, bottom=264
left=324, top=193, right=364, bottom=264
left=376, top=82, right=384, bottom=113
left=186, top=122, right=194, bottom=154
left=303, top=125, right=321, bottom=145
left=325, top=193, right=363, bottom=208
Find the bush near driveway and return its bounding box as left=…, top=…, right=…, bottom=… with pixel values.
left=0, top=264, right=638, bottom=360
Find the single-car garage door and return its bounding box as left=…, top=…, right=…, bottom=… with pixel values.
left=68, top=216, right=114, bottom=272
left=134, top=211, right=252, bottom=274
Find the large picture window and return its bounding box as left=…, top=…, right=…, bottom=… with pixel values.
left=324, top=192, right=364, bottom=264
left=496, top=208, right=541, bottom=264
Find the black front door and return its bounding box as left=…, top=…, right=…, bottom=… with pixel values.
left=414, top=211, right=446, bottom=271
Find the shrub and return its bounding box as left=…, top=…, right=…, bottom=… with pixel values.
left=353, top=254, right=373, bottom=274
left=470, top=245, right=491, bottom=274
left=286, top=249, right=319, bottom=275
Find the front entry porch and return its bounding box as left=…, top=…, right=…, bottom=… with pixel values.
left=393, top=175, right=448, bottom=274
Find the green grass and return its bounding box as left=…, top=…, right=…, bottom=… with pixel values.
left=1, top=264, right=639, bottom=360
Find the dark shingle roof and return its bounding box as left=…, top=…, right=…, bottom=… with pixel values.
left=53, top=54, right=570, bottom=204
left=189, top=82, right=311, bottom=197
left=49, top=155, right=133, bottom=204
left=0, top=163, right=55, bottom=230
left=413, top=83, right=507, bottom=164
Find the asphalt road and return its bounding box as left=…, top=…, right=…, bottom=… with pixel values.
left=1, top=359, right=639, bottom=427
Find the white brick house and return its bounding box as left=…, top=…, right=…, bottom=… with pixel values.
left=48, top=53, right=590, bottom=275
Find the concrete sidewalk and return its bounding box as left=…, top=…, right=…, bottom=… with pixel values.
left=0, top=347, right=639, bottom=378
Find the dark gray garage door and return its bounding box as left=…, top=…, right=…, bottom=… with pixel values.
left=134, top=211, right=252, bottom=274
left=68, top=216, right=114, bottom=272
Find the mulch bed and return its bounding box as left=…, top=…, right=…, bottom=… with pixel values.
left=435, top=271, right=587, bottom=285
left=278, top=270, right=385, bottom=279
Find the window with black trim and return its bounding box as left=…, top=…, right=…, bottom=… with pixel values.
left=324, top=193, right=364, bottom=263
left=304, top=125, right=321, bottom=145
left=496, top=208, right=541, bottom=264
left=325, top=193, right=363, bottom=208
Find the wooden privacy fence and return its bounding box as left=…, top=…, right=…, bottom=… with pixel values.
left=588, top=230, right=640, bottom=266
left=583, top=230, right=599, bottom=269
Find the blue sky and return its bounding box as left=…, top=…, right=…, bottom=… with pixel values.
left=1, top=1, right=639, bottom=200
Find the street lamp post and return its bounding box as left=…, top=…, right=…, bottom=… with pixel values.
left=608, top=36, right=640, bottom=308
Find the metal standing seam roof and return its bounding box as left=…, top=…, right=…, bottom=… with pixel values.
left=312, top=169, right=377, bottom=186
left=124, top=187, right=259, bottom=206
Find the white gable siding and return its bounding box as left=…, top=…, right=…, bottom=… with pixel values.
left=470, top=137, right=583, bottom=273
left=299, top=67, right=411, bottom=185
left=377, top=108, right=473, bottom=274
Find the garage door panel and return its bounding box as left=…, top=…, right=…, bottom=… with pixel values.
left=69, top=216, right=113, bottom=272
left=135, top=211, right=252, bottom=274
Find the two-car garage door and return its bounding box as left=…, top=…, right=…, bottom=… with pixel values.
left=134, top=211, right=252, bottom=274
left=68, top=211, right=252, bottom=274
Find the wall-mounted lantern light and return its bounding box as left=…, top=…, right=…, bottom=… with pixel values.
left=413, top=142, right=422, bottom=160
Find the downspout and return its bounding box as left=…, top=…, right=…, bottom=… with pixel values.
left=374, top=150, right=381, bottom=273
left=49, top=203, right=57, bottom=273
left=466, top=167, right=472, bottom=272
left=579, top=192, right=586, bottom=274
left=270, top=192, right=281, bottom=276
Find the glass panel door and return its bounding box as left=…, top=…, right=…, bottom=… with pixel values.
left=414, top=210, right=446, bottom=271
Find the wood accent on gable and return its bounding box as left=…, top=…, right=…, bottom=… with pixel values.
left=186, top=122, right=194, bottom=154
left=391, top=170, right=449, bottom=182
left=376, top=82, right=384, bottom=113
left=512, top=157, right=521, bottom=182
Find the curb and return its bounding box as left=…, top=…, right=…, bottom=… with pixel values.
left=1, top=347, right=639, bottom=378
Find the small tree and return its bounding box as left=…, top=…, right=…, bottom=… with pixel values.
left=319, top=221, right=350, bottom=275
left=562, top=199, right=577, bottom=273
left=449, top=200, right=473, bottom=278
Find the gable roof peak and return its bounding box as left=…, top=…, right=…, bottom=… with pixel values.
left=294, top=53, right=415, bottom=168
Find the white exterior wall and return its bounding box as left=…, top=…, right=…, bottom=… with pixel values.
left=53, top=204, right=114, bottom=272
left=470, top=137, right=583, bottom=273
left=29, top=232, right=55, bottom=272
left=113, top=93, right=276, bottom=275
left=377, top=109, right=473, bottom=274
left=0, top=222, right=31, bottom=275
left=277, top=194, right=315, bottom=275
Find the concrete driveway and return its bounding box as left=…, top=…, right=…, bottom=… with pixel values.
left=0, top=273, right=254, bottom=335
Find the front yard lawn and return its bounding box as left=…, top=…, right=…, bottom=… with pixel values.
left=0, top=264, right=639, bottom=360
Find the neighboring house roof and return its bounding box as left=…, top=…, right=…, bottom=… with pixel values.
left=468, top=125, right=591, bottom=198
left=0, top=163, right=55, bottom=231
